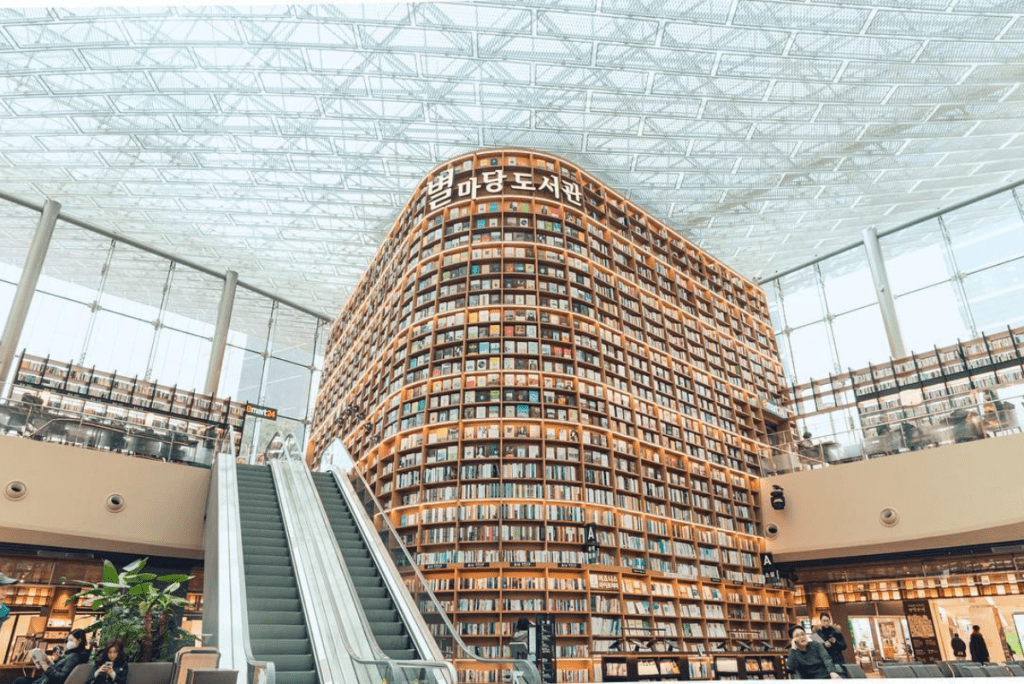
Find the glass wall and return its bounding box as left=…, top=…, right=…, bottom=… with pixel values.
left=0, top=196, right=330, bottom=456
left=767, top=184, right=1024, bottom=387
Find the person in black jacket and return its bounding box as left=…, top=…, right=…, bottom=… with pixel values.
left=786, top=625, right=842, bottom=679
left=970, top=625, right=990, bottom=664
left=13, top=629, right=90, bottom=684
left=84, top=638, right=128, bottom=684
left=814, top=613, right=848, bottom=665
left=951, top=633, right=967, bottom=659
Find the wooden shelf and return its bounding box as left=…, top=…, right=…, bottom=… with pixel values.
left=309, top=149, right=793, bottom=682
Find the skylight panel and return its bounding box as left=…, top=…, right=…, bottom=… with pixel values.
left=716, top=54, right=842, bottom=81
left=0, top=49, right=86, bottom=72
left=306, top=49, right=418, bottom=76
left=120, top=18, right=242, bottom=43
left=917, top=39, right=1024, bottom=62
left=192, top=46, right=306, bottom=70
left=238, top=19, right=358, bottom=47
left=0, top=76, right=46, bottom=96
left=596, top=45, right=714, bottom=74
left=652, top=73, right=769, bottom=100
left=420, top=56, right=531, bottom=83
left=151, top=70, right=260, bottom=93
left=591, top=93, right=701, bottom=117
left=41, top=71, right=152, bottom=94
left=537, top=10, right=658, bottom=43
left=477, top=34, right=591, bottom=64
left=867, top=9, right=1009, bottom=39
left=789, top=33, right=922, bottom=61
left=432, top=104, right=531, bottom=127
left=600, top=0, right=730, bottom=24
left=112, top=93, right=218, bottom=114
left=360, top=25, right=473, bottom=55
left=663, top=24, right=788, bottom=54
left=479, top=85, right=587, bottom=111
left=5, top=21, right=127, bottom=46
left=415, top=3, right=530, bottom=32
left=536, top=111, right=641, bottom=133
left=9, top=95, right=110, bottom=115
left=734, top=1, right=870, bottom=33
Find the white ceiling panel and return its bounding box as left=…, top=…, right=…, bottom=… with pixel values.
left=0, top=0, right=1020, bottom=323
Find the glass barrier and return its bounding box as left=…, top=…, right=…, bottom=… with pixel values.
left=347, top=467, right=542, bottom=684
left=0, top=394, right=234, bottom=467
left=763, top=396, right=1023, bottom=475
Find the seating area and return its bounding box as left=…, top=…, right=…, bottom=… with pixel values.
left=64, top=647, right=233, bottom=684
left=877, top=661, right=1024, bottom=677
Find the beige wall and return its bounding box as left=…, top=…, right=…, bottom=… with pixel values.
left=0, top=436, right=209, bottom=558
left=761, top=432, right=1024, bottom=562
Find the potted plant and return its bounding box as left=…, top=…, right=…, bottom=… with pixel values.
left=67, top=558, right=195, bottom=662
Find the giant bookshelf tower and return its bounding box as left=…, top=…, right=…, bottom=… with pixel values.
left=310, top=150, right=794, bottom=683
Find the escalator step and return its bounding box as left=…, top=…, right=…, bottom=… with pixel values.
left=377, top=636, right=412, bottom=651
left=249, top=638, right=312, bottom=656
left=263, top=655, right=315, bottom=671
left=246, top=587, right=299, bottom=601
left=247, top=597, right=303, bottom=613
left=247, top=574, right=297, bottom=588
left=278, top=671, right=317, bottom=684
left=363, top=608, right=398, bottom=623
left=243, top=564, right=294, bottom=577
left=248, top=615, right=307, bottom=631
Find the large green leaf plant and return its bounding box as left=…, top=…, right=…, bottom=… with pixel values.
left=67, top=558, right=196, bottom=662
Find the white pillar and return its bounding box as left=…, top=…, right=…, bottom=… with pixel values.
left=0, top=199, right=60, bottom=395
left=204, top=270, right=238, bottom=396
left=862, top=226, right=906, bottom=359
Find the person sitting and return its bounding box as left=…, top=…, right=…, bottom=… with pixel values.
left=787, top=625, right=842, bottom=679
left=12, top=629, right=91, bottom=684
left=85, top=639, right=128, bottom=684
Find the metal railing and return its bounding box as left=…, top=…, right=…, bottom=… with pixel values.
left=341, top=458, right=542, bottom=684
left=271, top=459, right=457, bottom=684
left=764, top=396, right=1022, bottom=475
left=208, top=452, right=275, bottom=684
left=0, top=394, right=232, bottom=467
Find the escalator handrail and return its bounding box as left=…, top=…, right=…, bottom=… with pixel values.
left=218, top=456, right=276, bottom=684
left=271, top=460, right=456, bottom=684
left=293, top=463, right=457, bottom=684
left=343, top=461, right=543, bottom=684
left=327, top=468, right=454, bottom=666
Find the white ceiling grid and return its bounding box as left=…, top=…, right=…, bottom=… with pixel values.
left=0, top=0, right=1021, bottom=317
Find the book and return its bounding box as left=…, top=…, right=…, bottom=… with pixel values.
left=29, top=648, right=53, bottom=669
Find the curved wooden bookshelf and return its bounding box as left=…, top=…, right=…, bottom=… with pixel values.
left=310, top=149, right=794, bottom=682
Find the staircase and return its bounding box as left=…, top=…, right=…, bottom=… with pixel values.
left=235, top=465, right=319, bottom=684
left=311, top=471, right=419, bottom=660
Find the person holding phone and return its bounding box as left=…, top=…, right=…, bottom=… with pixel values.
left=85, top=639, right=128, bottom=684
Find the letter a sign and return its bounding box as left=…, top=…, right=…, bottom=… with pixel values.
left=762, top=552, right=781, bottom=581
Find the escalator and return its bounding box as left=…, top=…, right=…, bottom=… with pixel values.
left=310, top=471, right=419, bottom=661
left=235, top=465, right=318, bottom=684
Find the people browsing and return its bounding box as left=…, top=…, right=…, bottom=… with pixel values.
left=85, top=639, right=128, bottom=684
left=969, top=625, right=990, bottom=664
left=12, top=629, right=90, bottom=684
left=951, top=633, right=967, bottom=659
left=814, top=613, right=847, bottom=664
left=786, top=625, right=842, bottom=679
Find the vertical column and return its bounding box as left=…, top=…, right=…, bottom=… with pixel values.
left=862, top=226, right=906, bottom=359
left=204, top=270, right=238, bottom=397
left=0, top=199, right=61, bottom=395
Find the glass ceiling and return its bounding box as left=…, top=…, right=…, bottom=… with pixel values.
left=0, top=1, right=1023, bottom=318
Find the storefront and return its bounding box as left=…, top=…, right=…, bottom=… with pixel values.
left=790, top=546, right=1024, bottom=671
